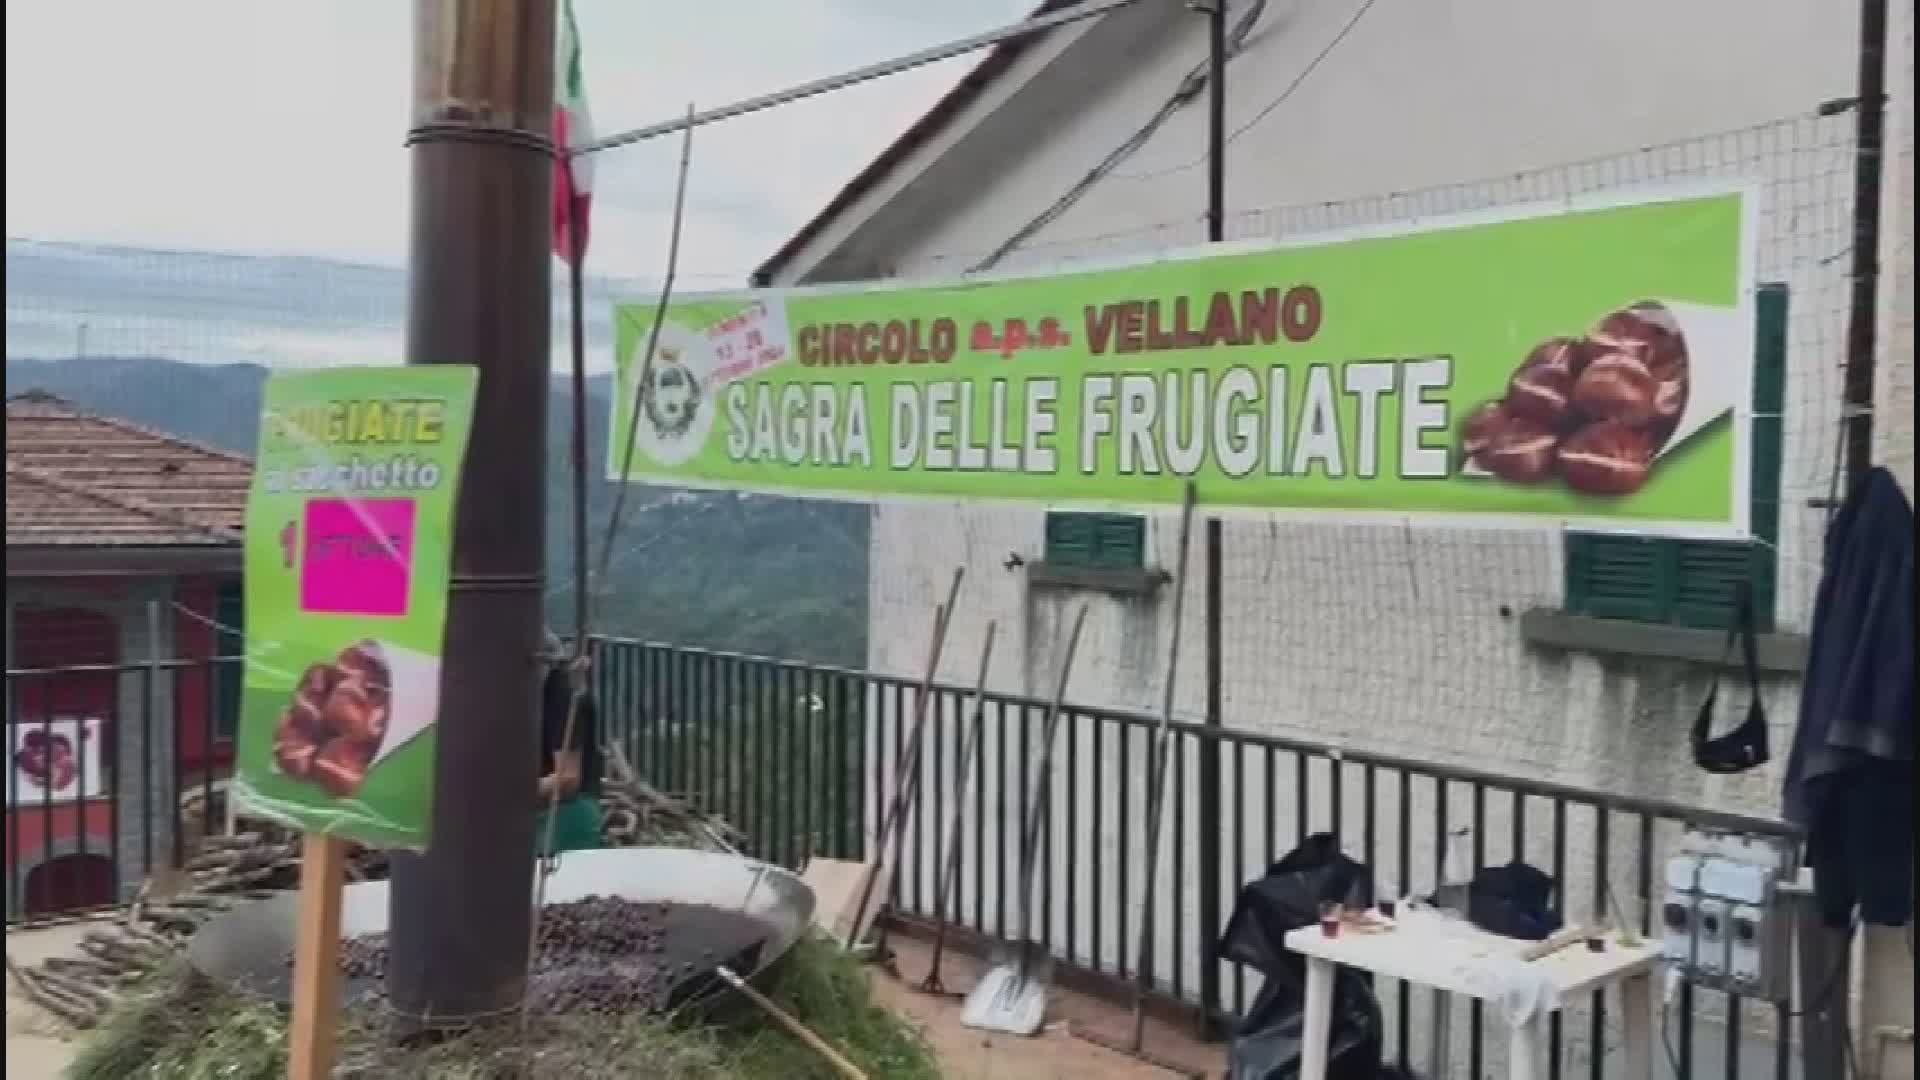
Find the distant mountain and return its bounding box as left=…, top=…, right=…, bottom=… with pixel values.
left=5, top=355, right=868, bottom=666
left=4, top=238, right=633, bottom=369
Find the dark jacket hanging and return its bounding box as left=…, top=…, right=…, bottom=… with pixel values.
left=1782, top=466, right=1914, bottom=927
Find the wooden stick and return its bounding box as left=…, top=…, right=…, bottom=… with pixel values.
left=922, top=620, right=998, bottom=993
left=288, top=833, right=348, bottom=1080
left=713, top=965, right=870, bottom=1080
left=1130, top=481, right=1199, bottom=1052
left=847, top=569, right=964, bottom=948
left=1520, top=925, right=1593, bottom=961
left=599, top=101, right=696, bottom=584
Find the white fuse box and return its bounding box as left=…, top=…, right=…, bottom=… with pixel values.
left=1660, top=829, right=1796, bottom=1003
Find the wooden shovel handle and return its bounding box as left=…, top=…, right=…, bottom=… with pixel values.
left=715, top=966, right=869, bottom=1080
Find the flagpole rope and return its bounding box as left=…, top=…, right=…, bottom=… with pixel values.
left=570, top=0, right=1145, bottom=157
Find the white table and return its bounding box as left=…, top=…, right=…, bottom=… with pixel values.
left=1284, top=909, right=1659, bottom=1080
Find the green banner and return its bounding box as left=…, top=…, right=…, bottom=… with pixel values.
left=234, top=366, right=478, bottom=849
left=613, top=186, right=1758, bottom=536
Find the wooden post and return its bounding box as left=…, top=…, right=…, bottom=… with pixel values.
left=288, top=833, right=348, bottom=1080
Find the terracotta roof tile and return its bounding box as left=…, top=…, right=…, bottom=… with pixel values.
left=5, top=391, right=249, bottom=548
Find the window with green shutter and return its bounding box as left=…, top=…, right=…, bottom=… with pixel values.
left=214, top=580, right=244, bottom=739
left=1563, top=283, right=1787, bottom=631
left=1043, top=511, right=1147, bottom=570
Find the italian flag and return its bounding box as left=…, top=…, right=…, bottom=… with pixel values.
left=552, top=0, right=594, bottom=265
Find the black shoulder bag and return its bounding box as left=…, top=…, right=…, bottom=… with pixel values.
left=1691, top=580, right=1770, bottom=774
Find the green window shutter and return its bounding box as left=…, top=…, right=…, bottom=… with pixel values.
left=214, top=580, right=244, bottom=739
left=1741, top=282, right=1787, bottom=630
left=1563, top=282, right=1787, bottom=629
left=1670, top=541, right=1767, bottom=629
left=1090, top=515, right=1146, bottom=569
left=1044, top=513, right=1097, bottom=567
left=1044, top=512, right=1146, bottom=570
left=1566, top=533, right=1677, bottom=623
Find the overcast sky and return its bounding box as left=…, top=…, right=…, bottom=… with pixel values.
left=4, top=1, right=1032, bottom=285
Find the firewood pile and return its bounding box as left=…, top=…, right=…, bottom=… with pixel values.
left=4, top=873, right=271, bottom=1029
left=597, top=743, right=744, bottom=854
left=5, top=745, right=747, bottom=1031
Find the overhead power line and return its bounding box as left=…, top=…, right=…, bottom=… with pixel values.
left=573, top=0, right=1146, bottom=157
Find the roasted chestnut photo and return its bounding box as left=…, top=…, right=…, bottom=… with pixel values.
left=1559, top=420, right=1656, bottom=495
left=1505, top=337, right=1583, bottom=426
left=1463, top=300, right=1692, bottom=498
left=271, top=639, right=392, bottom=799
left=13, top=729, right=79, bottom=792
left=1571, top=350, right=1658, bottom=427
left=1460, top=401, right=1511, bottom=462
left=310, top=737, right=374, bottom=797
left=1480, top=414, right=1561, bottom=484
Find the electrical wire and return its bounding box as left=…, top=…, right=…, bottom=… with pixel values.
left=1110, top=0, right=1380, bottom=184
left=571, top=0, right=1147, bottom=157
left=967, top=0, right=1269, bottom=273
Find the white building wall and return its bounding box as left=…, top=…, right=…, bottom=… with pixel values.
left=818, top=0, right=1908, bottom=1065
left=1877, top=0, right=1918, bottom=499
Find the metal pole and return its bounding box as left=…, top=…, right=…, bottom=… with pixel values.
left=568, top=219, right=589, bottom=646
left=1206, top=0, right=1227, bottom=245
left=1842, top=0, right=1887, bottom=485
left=1195, top=0, right=1229, bottom=1037
left=1197, top=518, right=1224, bottom=1036
left=388, top=0, right=557, bottom=1029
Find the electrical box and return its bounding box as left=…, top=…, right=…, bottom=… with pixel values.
left=1693, top=897, right=1730, bottom=979
left=1660, top=829, right=1796, bottom=1003
left=1662, top=853, right=1702, bottom=967
left=1727, top=904, right=1769, bottom=986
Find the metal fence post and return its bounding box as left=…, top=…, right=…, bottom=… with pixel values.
left=148, top=599, right=176, bottom=872
left=1785, top=874, right=1852, bottom=1080
left=1196, top=517, right=1225, bottom=1037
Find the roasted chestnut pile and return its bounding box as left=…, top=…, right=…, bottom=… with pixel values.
left=299, top=897, right=772, bottom=1015
left=1462, top=302, right=1690, bottom=496
left=338, top=931, right=390, bottom=980
left=272, top=640, right=390, bottom=797
left=525, top=896, right=770, bottom=1014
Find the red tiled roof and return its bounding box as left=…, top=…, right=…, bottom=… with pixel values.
left=5, top=391, right=250, bottom=548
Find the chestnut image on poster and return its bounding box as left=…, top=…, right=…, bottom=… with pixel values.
left=272, top=639, right=391, bottom=798
left=1460, top=301, right=1690, bottom=497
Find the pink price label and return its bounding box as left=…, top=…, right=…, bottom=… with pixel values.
left=298, top=498, right=417, bottom=617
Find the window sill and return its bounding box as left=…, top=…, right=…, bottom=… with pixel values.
left=1027, top=562, right=1169, bottom=598
left=1518, top=607, right=1809, bottom=675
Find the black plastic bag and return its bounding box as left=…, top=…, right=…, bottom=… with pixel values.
left=1216, top=833, right=1386, bottom=1080
left=1465, top=861, right=1562, bottom=942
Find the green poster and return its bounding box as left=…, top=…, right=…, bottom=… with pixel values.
left=612, top=184, right=1759, bottom=537
left=234, top=366, right=479, bottom=849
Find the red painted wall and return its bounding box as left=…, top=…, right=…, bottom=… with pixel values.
left=4, top=804, right=117, bottom=880
left=172, top=575, right=234, bottom=774
left=7, top=600, right=119, bottom=906
left=6, top=574, right=238, bottom=900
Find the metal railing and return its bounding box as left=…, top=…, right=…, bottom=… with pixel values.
left=4, top=657, right=236, bottom=923
left=588, top=637, right=1805, bottom=1080
left=4, top=643, right=1808, bottom=1077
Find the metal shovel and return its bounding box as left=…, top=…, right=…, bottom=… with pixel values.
left=961, top=602, right=1088, bottom=1037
